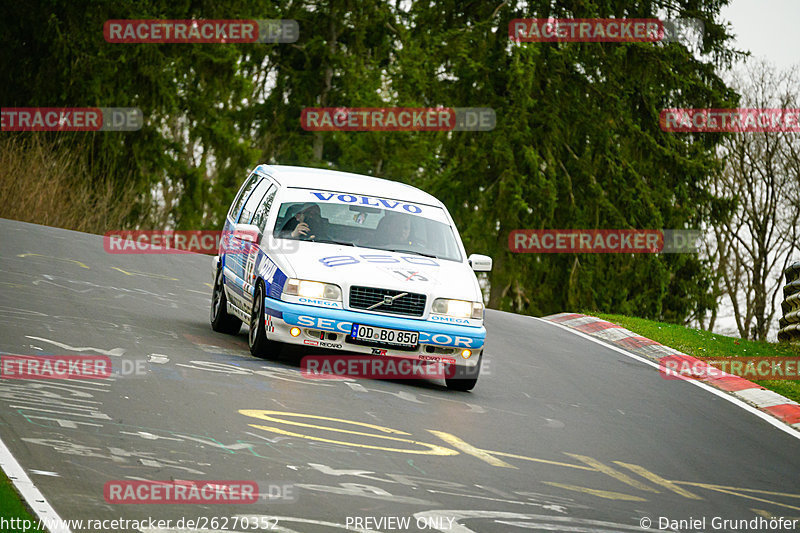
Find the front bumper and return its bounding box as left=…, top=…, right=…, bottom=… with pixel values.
left=261, top=297, right=485, bottom=368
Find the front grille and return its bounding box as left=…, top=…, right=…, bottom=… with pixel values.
left=349, top=286, right=426, bottom=317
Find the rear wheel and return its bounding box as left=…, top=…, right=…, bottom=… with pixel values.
left=445, top=355, right=481, bottom=391
left=249, top=283, right=281, bottom=358
left=210, top=268, right=241, bottom=334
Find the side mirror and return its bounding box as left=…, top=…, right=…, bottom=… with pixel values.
left=233, top=223, right=261, bottom=243
left=467, top=253, right=492, bottom=272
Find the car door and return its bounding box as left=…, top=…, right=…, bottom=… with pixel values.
left=241, top=181, right=278, bottom=308
left=223, top=174, right=272, bottom=313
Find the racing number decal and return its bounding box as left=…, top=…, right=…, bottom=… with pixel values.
left=319, top=256, right=360, bottom=268
left=359, top=254, right=401, bottom=264
left=392, top=270, right=428, bottom=282
left=320, top=255, right=439, bottom=268
left=244, top=247, right=258, bottom=292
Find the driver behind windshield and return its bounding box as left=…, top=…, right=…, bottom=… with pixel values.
left=279, top=203, right=328, bottom=240
left=389, top=214, right=413, bottom=245
left=372, top=212, right=418, bottom=247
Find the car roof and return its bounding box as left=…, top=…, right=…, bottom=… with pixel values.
left=256, top=164, right=443, bottom=207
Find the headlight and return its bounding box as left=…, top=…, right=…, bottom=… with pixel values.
left=432, top=298, right=483, bottom=319
left=283, top=278, right=342, bottom=301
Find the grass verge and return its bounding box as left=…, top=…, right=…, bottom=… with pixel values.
left=0, top=135, right=139, bottom=234
left=590, top=313, right=800, bottom=405
left=0, top=465, right=37, bottom=525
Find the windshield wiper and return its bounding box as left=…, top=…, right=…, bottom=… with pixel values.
left=387, top=248, right=437, bottom=258
left=312, top=238, right=355, bottom=246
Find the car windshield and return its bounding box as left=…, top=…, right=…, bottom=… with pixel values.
left=273, top=200, right=463, bottom=261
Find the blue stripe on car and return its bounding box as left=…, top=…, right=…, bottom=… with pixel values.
left=263, top=297, right=485, bottom=349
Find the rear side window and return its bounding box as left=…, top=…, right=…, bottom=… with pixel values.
left=251, top=185, right=277, bottom=234
left=228, top=172, right=261, bottom=221
left=238, top=178, right=272, bottom=224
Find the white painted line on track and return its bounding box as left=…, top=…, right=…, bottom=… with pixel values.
left=535, top=317, right=800, bottom=441
left=0, top=434, right=72, bottom=532
left=29, top=470, right=61, bottom=477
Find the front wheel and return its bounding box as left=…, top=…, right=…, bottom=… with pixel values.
left=249, top=283, right=281, bottom=358
left=445, top=356, right=481, bottom=391
left=210, top=268, right=242, bottom=334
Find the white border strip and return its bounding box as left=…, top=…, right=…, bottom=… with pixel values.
left=0, top=434, right=72, bottom=533
left=536, top=317, right=800, bottom=441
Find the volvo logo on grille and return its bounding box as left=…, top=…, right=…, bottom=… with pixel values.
left=367, top=292, right=408, bottom=310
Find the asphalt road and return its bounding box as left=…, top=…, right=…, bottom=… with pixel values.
left=1, top=218, right=799, bottom=533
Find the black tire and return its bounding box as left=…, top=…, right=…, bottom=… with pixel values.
left=248, top=282, right=281, bottom=358
left=445, top=355, right=481, bottom=391
left=210, top=268, right=242, bottom=334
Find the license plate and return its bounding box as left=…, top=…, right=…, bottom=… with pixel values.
left=351, top=324, right=419, bottom=347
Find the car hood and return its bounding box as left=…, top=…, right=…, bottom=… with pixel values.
left=278, top=241, right=481, bottom=300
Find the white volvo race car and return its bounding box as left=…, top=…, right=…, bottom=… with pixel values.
left=210, top=165, right=492, bottom=390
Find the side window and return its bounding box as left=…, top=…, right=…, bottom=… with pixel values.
left=238, top=178, right=271, bottom=224
left=251, top=185, right=277, bottom=234
left=229, top=172, right=261, bottom=221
